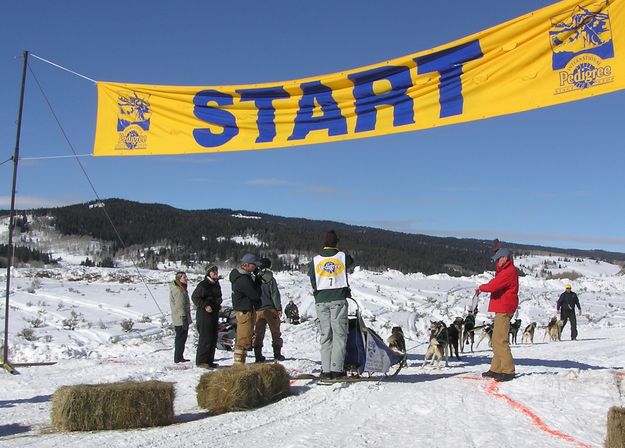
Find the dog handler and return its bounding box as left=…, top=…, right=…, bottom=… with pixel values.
left=475, top=247, right=519, bottom=382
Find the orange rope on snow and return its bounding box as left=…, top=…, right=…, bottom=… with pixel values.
left=457, top=376, right=591, bottom=448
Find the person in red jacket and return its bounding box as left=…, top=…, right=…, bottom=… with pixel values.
left=475, top=247, right=519, bottom=382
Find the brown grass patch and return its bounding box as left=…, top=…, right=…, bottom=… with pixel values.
left=51, top=380, right=174, bottom=431
left=196, top=363, right=290, bottom=415
left=545, top=270, right=582, bottom=280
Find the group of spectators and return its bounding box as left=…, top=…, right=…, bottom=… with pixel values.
left=170, top=232, right=582, bottom=381
left=167, top=229, right=350, bottom=372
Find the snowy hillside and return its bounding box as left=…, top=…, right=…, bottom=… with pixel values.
left=1, top=254, right=624, bottom=447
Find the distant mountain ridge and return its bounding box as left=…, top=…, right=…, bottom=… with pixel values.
left=3, top=198, right=624, bottom=275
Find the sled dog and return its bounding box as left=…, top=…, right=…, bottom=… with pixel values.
left=447, top=317, right=463, bottom=360
left=387, top=326, right=407, bottom=367
left=422, top=321, right=449, bottom=369
left=508, top=319, right=522, bottom=345
left=544, top=317, right=564, bottom=342
left=475, top=323, right=493, bottom=349
left=461, top=310, right=477, bottom=353
left=522, top=322, right=537, bottom=344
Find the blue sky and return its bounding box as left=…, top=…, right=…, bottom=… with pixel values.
left=1, top=0, right=624, bottom=253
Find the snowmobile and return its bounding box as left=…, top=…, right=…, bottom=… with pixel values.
left=216, top=306, right=237, bottom=351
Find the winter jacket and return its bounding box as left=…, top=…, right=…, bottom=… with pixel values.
left=191, top=276, right=223, bottom=311
left=307, top=246, right=354, bottom=303
left=229, top=267, right=262, bottom=312
left=258, top=269, right=282, bottom=311
left=169, top=282, right=192, bottom=327
left=557, top=291, right=581, bottom=314
left=479, top=259, right=519, bottom=314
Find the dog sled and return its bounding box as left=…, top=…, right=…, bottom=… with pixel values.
left=294, top=298, right=405, bottom=383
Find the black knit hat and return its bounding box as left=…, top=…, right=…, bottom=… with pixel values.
left=259, top=257, right=271, bottom=269
left=206, top=265, right=218, bottom=274
left=324, top=230, right=339, bottom=246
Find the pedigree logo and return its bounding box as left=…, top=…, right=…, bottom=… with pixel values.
left=550, top=2, right=615, bottom=94
left=115, top=91, right=151, bottom=150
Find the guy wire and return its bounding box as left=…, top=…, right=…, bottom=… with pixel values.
left=27, top=64, right=165, bottom=317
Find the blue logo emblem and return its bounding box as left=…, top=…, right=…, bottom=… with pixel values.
left=116, top=91, right=151, bottom=150
left=550, top=3, right=613, bottom=70
left=550, top=3, right=615, bottom=94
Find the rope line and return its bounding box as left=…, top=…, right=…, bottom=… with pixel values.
left=20, top=154, right=92, bottom=160
left=30, top=53, right=96, bottom=83
left=0, top=156, right=13, bottom=167
left=27, top=64, right=165, bottom=318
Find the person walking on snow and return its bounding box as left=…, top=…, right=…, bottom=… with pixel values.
left=169, top=271, right=192, bottom=363
left=475, top=247, right=519, bottom=382
left=191, top=265, right=222, bottom=368
left=308, top=230, right=354, bottom=380
left=229, top=253, right=262, bottom=365
left=252, top=257, right=285, bottom=362
left=557, top=284, right=582, bottom=341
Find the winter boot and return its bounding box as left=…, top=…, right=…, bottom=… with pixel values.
left=273, top=345, right=285, bottom=361
left=254, top=346, right=266, bottom=363
left=233, top=348, right=246, bottom=365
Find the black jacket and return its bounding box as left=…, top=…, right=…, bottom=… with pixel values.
left=229, top=267, right=262, bottom=312
left=557, top=291, right=581, bottom=314
left=191, top=277, right=223, bottom=311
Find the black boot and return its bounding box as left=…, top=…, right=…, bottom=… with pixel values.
left=254, top=346, right=266, bottom=363
left=273, top=346, right=285, bottom=361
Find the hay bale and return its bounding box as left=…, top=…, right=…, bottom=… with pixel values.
left=51, top=380, right=174, bottom=431
left=196, top=363, right=290, bottom=415
left=606, top=406, right=625, bottom=448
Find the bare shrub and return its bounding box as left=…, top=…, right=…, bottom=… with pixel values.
left=120, top=319, right=134, bottom=332
left=26, top=316, right=45, bottom=328
left=62, top=310, right=82, bottom=330
left=18, top=327, right=37, bottom=341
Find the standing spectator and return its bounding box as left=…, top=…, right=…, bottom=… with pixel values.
left=284, top=299, right=300, bottom=325
left=191, top=265, right=222, bottom=368
left=169, top=271, right=192, bottom=363
left=557, top=284, right=582, bottom=341
left=475, top=247, right=519, bottom=382
left=229, top=253, right=262, bottom=365
left=252, top=258, right=285, bottom=362
left=308, top=230, right=354, bottom=380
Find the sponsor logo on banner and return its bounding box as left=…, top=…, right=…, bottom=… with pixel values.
left=315, top=258, right=345, bottom=278
left=550, top=3, right=615, bottom=94
left=116, top=91, right=151, bottom=150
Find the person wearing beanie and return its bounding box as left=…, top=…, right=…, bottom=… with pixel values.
left=475, top=247, right=519, bottom=382
left=557, top=284, right=581, bottom=340
left=229, top=253, right=262, bottom=365
left=191, top=265, right=222, bottom=368
left=252, top=257, right=285, bottom=362
left=169, top=271, right=192, bottom=363
left=308, top=230, right=354, bottom=379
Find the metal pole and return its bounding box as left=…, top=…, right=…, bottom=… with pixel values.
left=3, top=50, right=29, bottom=374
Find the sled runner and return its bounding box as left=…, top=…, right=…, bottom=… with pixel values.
left=293, top=298, right=404, bottom=383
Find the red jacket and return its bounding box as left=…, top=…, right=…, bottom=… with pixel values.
left=479, top=259, right=519, bottom=314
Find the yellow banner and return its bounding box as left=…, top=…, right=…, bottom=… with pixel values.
left=93, top=0, right=625, bottom=156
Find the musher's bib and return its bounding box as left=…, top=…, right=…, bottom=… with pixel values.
left=314, top=252, right=348, bottom=290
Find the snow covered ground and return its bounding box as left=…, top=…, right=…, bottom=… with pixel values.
left=1, top=254, right=624, bottom=447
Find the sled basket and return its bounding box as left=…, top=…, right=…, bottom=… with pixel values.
left=344, top=297, right=404, bottom=376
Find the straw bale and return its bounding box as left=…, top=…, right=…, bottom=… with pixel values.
left=196, top=363, right=290, bottom=415
left=606, top=406, right=625, bottom=448
left=51, top=380, right=174, bottom=431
